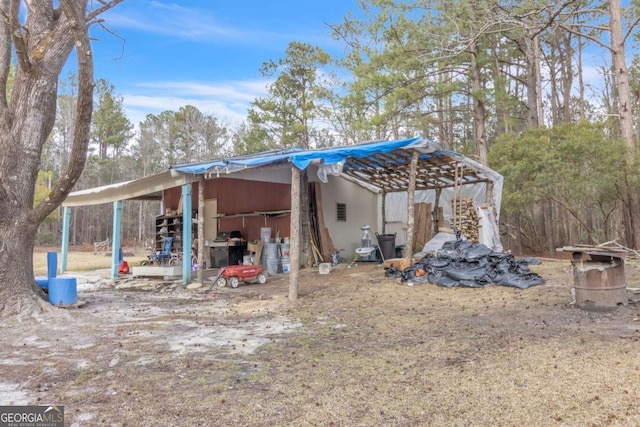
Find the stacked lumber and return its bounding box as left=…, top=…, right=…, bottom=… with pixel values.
left=452, top=198, right=479, bottom=242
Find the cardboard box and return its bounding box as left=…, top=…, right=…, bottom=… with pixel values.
left=383, top=257, right=412, bottom=271
left=247, top=240, right=262, bottom=253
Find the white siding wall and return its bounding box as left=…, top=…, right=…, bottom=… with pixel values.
left=308, top=166, right=381, bottom=260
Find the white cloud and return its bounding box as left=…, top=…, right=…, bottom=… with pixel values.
left=102, top=2, right=299, bottom=47
left=136, top=81, right=266, bottom=102
left=121, top=79, right=270, bottom=126
left=104, top=2, right=239, bottom=41
left=100, top=1, right=340, bottom=51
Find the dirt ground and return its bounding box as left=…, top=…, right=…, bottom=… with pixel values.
left=3, top=252, right=640, bottom=426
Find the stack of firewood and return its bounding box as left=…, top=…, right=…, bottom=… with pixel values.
left=452, top=198, right=479, bottom=242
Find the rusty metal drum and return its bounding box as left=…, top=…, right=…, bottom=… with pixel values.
left=571, top=250, right=628, bottom=311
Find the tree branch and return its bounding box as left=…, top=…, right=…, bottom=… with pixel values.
left=86, top=0, right=125, bottom=22
left=557, top=22, right=613, bottom=52
left=31, top=0, right=94, bottom=224
left=0, top=1, right=10, bottom=111
left=543, top=193, right=600, bottom=245
left=9, top=0, right=30, bottom=73
left=623, top=16, right=640, bottom=45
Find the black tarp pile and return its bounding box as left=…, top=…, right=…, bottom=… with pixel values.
left=388, top=236, right=545, bottom=289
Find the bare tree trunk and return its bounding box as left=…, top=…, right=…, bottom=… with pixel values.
left=577, top=37, right=585, bottom=121
left=534, top=35, right=544, bottom=125
left=548, top=49, right=560, bottom=126
left=609, top=0, right=640, bottom=249
left=544, top=199, right=555, bottom=257
left=469, top=40, right=488, bottom=165
left=609, top=0, right=634, bottom=152
left=0, top=0, right=124, bottom=317
left=514, top=215, right=523, bottom=256
left=525, top=34, right=542, bottom=127
left=560, top=32, right=573, bottom=123
left=437, top=70, right=452, bottom=149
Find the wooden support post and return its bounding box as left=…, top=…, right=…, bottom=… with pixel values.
left=381, top=189, right=387, bottom=233
left=289, top=166, right=301, bottom=301
left=486, top=180, right=494, bottom=210
left=403, top=151, right=419, bottom=258
left=433, top=187, right=442, bottom=235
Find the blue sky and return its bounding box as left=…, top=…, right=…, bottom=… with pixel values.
left=88, top=1, right=360, bottom=127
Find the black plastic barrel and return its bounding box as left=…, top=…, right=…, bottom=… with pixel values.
left=376, top=233, right=396, bottom=260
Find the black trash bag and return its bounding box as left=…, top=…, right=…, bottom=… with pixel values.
left=463, top=244, right=494, bottom=260
left=385, top=266, right=403, bottom=278
left=494, top=272, right=546, bottom=289
left=401, top=235, right=544, bottom=289
left=410, top=274, right=434, bottom=285
left=424, top=257, right=450, bottom=269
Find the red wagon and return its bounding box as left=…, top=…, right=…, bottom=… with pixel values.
left=215, top=264, right=267, bottom=289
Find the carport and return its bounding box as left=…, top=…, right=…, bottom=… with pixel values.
left=61, top=136, right=503, bottom=300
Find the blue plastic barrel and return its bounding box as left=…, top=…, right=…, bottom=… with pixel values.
left=48, top=277, right=77, bottom=306
left=35, top=277, right=48, bottom=289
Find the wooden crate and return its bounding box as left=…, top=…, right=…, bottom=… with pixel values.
left=383, top=257, right=412, bottom=271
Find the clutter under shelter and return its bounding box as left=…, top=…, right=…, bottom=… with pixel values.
left=61, top=137, right=504, bottom=296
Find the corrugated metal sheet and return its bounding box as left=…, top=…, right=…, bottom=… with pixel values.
left=213, top=164, right=291, bottom=184
left=63, top=171, right=198, bottom=207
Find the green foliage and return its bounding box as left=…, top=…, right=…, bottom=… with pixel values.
left=171, top=105, right=229, bottom=162
left=489, top=122, right=627, bottom=229
left=132, top=107, right=229, bottom=167
left=88, top=79, right=134, bottom=185
left=33, top=170, right=59, bottom=223
left=232, top=122, right=277, bottom=155
left=92, top=80, right=133, bottom=151
left=245, top=42, right=331, bottom=150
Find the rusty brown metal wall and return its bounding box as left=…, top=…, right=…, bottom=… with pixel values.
left=163, top=178, right=291, bottom=242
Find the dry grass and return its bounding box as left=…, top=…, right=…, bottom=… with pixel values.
left=6, top=255, right=640, bottom=426
left=33, top=247, right=148, bottom=275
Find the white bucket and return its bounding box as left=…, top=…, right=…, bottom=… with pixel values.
left=319, top=263, right=331, bottom=274
left=281, top=256, right=290, bottom=273
left=243, top=255, right=251, bottom=265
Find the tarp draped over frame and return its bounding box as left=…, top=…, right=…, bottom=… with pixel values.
left=171, top=137, right=503, bottom=218
left=288, top=137, right=426, bottom=169
left=66, top=137, right=502, bottom=210
left=60, top=136, right=506, bottom=283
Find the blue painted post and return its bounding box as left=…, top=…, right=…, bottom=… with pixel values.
left=47, top=252, right=57, bottom=280
left=111, top=200, right=123, bottom=280
left=60, top=206, right=71, bottom=273
left=182, top=184, right=192, bottom=284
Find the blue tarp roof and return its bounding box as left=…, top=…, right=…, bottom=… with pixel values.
left=288, top=137, right=426, bottom=170
left=173, top=137, right=446, bottom=174
left=172, top=147, right=303, bottom=174
left=171, top=136, right=503, bottom=221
